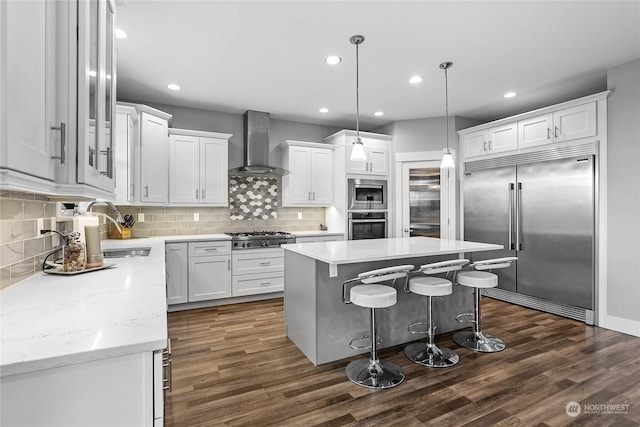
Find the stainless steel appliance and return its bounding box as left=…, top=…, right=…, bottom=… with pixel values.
left=348, top=178, right=387, bottom=211
left=225, top=231, right=296, bottom=249
left=463, top=144, right=596, bottom=323
left=349, top=212, right=387, bottom=240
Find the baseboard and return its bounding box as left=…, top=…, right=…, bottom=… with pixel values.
left=167, top=292, right=283, bottom=312
left=602, top=314, right=640, bottom=337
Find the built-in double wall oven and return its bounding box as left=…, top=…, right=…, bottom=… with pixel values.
left=348, top=178, right=388, bottom=240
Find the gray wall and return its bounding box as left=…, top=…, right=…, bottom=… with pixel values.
left=124, top=101, right=340, bottom=170
left=606, top=59, right=640, bottom=323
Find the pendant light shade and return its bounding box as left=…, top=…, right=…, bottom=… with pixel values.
left=440, top=61, right=455, bottom=169
left=349, top=35, right=366, bottom=162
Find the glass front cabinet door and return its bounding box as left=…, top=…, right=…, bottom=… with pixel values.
left=77, top=0, right=115, bottom=191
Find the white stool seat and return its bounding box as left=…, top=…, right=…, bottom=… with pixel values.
left=350, top=284, right=397, bottom=308
left=456, top=270, right=498, bottom=289
left=408, top=276, right=452, bottom=297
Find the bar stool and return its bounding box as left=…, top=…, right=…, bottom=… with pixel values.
left=452, top=257, right=518, bottom=353
left=342, top=264, right=414, bottom=389
left=404, top=259, right=469, bottom=368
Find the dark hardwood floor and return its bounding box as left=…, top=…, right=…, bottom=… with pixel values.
left=165, top=298, right=640, bottom=426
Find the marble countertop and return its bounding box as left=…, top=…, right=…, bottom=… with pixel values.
left=0, top=238, right=169, bottom=377
left=282, top=237, right=503, bottom=265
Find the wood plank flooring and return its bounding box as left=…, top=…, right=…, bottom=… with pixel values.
left=164, top=298, right=640, bottom=426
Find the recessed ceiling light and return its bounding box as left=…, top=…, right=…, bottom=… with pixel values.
left=167, top=84, right=181, bottom=91
left=504, top=91, right=517, bottom=98
left=115, top=28, right=128, bottom=39
left=374, top=111, right=384, bottom=117
left=325, top=56, right=341, bottom=65
left=409, top=75, right=423, bottom=84
left=319, top=107, right=329, bottom=113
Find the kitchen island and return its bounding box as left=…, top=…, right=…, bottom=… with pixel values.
left=283, top=237, right=502, bottom=365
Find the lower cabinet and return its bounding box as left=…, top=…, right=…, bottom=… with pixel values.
left=231, top=248, right=285, bottom=296
left=166, top=241, right=232, bottom=306
left=1, top=351, right=163, bottom=426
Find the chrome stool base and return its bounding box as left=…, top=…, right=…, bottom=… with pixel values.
left=452, top=330, right=505, bottom=353
left=404, top=342, right=459, bottom=368
left=345, top=359, right=405, bottom=389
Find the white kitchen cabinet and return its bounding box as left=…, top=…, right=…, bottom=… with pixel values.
left=0, top=0, right=63, bottom=189
left=279, top=141, right=333, bottom=206
left=519, top=102, right=597, bottom=149
left=324, top=130, right=392, bottom=178
left=166, top=242, right=188, bottom=305
left=169, top=129, right=231, bottom=205
left=461, top=123, right=518, bottom=158
left=346, top=139, right=390, bottom=176
left=114, top=105, right=137, bottom=203
left=1, top=352, right=159, bottom=426
left=140, top=111, right=170, bottom=204
left=231, top=248, right=285, bottom=296
left=187, top=241, right=232, bottom=302
left=76, top=0, right=115, bottom=192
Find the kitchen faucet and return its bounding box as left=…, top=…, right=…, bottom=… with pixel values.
left=85, top=201, right=124, bottom=224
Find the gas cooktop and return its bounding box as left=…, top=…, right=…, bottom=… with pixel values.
left=225, top=231, right=296, bottom=249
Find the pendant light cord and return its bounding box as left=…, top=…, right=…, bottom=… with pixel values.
left=444, top=65, right=449, bottom=150
left=355, top=40, right=360, bottom=141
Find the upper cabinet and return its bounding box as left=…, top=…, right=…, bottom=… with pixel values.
left=324, top=130, right=392, bottom=177
left=114, top=103, right=173, bottom=205
left=1, top=0, right=63, bottom=191
left=519, top=103, right=597, bottom=150
left=0, top=0, right=117, bottom=198
left=278, top=141, right=333, bottom=206
left=76, top=0, right=116, bottom=192
left=460, top=93, right=606, bottom=161
left=460, top=123, right=518, bottom=158
left=168, top=129, right=231, bottom=206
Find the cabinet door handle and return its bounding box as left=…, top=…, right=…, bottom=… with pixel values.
left=228, top=259, right=231, bottom=270
left=50, top=122, right=66, bottom=164
left=130, top=184, right=135, bottom=197
left=488, top=140, right=492, bottom=150
left=547, top=128, right=552, bottom=140
left=196, top=188, right=199, bottom=199
left=144, top=185, right=149, bottom=197
left=201, top=189, right=205, bottom=199
left=88, top=146, right=96, bottom=167
left=554, top=126, right=559, bottom=139
left=312, top=192, right=316, bottom=200
left=100, top=146, right=113, bottom=177
left=308, top=192, right=311, bottom=201
left=483, top=141, right=487, bottom=152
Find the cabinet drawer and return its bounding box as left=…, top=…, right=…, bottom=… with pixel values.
left=232, top=250, right=284, bottom=275
left=232, top=272, right=284, bottom=296
left=188, top=241, right=231, bottom=257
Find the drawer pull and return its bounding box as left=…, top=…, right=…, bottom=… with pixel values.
left=259, top=261, right=271, bottom=265
left=204, top=248, right=219, bottom=251
left=260, top=282, right=272, bottom=286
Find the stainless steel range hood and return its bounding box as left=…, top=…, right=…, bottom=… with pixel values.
left=229, top=110, right=288, bottom=175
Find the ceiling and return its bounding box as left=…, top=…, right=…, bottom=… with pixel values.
left=115, top=1, right=640, bottom=130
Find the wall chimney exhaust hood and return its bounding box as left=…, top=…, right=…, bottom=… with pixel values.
left=229, top=110, right=288, bottom=175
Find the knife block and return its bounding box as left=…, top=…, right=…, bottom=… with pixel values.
left=111, top=228, right=132, bottom=239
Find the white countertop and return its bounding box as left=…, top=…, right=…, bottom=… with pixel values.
left=282, top=237, right=502, bottom=265
left=0, top=231, right=330, bottom=377
left=0, top=238, right=170, bottom=377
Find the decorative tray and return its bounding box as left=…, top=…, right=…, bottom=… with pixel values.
left=43, top=263, right=116, bottom=275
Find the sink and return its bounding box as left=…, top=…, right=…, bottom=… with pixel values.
left=103, top=247, right=151, bottom=258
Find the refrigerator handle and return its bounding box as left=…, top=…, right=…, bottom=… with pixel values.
left=508, top=183, right=514, bottom=250
left=516, top=182, right=523, bottom=250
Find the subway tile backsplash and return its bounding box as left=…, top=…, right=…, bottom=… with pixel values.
left=114, top=205, right=326, bottom=237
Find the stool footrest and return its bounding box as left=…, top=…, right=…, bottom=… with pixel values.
left=408, top=322, right=435, bottom=335
left=349, top=335, right=382, bottom=351
left=455, top=312, right=475, bottom=324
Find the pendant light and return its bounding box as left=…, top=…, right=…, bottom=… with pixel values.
left=440, top=61, right=455, bottom=169
left=349, top=35, right=367, bottom=162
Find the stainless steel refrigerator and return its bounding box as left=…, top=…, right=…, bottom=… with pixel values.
left=463, top=144, right=596, bottom=323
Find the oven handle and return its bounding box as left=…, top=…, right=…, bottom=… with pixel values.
left=350, top=219, right=387, bottom=224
